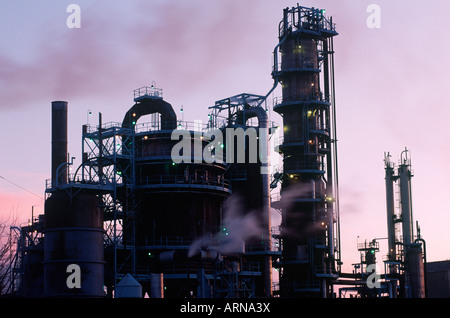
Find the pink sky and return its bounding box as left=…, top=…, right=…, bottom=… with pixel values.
left=1, top=0, right=450, bottom=275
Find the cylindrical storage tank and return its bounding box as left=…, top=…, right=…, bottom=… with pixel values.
left=43, top=191, right=105, bottom=297
left=51, top=101, right=68, bottom=186
left=150, top=273, right=164, bottom=298
left=406, top=244, right=425, bottom=298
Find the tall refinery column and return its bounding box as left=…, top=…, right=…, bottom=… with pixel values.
left=384, top=153, right=397, bottom=265
left=272, top=6, right=339, bottom=297
left=399, top=149, right=413, bottom=246
left=397, top=149, right=425, bottom=298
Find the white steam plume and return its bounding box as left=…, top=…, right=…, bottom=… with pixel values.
left=188, top=194, right=264, bottom=258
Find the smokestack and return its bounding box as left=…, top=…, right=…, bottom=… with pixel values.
left=51, top=101, right=68, bottom=186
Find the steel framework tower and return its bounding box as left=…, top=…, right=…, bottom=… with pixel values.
left=272, top=6, right=340, bottom=297
left=208, top=93, right=279, bottom=297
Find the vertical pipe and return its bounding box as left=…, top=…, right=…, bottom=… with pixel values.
left=244, top=106, right=272, bottom=297
left=260, top=120, right=272, bottom=298
left=323, top=37, right=335, bottom=273
left=98, top=113, right=103, bottom=183
left=51, top=101, right=68, bottom=186
left=330, top=36, right=341, bottom=271
left=81, top=125, right=87, bottom=182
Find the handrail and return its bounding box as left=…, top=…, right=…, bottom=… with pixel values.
left=84, top=120, right=212, bottom=135
left=273, top=92, right=330, bottom=106
left=137, top=175, right=231, bottom=189
left=135, top=120, right=208, bottom=133
left=279, top=6, right=337, bottom=38
left=133, top=86, right=163, bottom=101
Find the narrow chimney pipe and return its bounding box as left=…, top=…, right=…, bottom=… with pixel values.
left=51, top=101, right=68, bottom=186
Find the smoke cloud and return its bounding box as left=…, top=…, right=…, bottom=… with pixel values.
left=274, top=183, right=328, bottom=240
left=0, top=0, right=269, bottom=111
left=188, top=194, right=264, bottom=257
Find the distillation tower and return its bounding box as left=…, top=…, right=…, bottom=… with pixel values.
left=340, top=150, right=427, bottom=298
left=384, top=149, right=426, bottom=298
left=271, top=6, right=340, bottom=297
